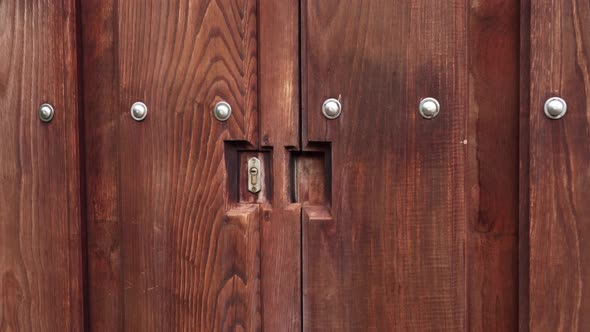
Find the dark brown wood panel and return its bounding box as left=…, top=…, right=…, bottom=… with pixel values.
left=527, top=0, right=590, bottom=330
left=118, top=0, right=259, bottom=327
left=117, top=0, right=259, bottom=325
left=302, top=0, right=467, bottom=330
left=467, top=0, right=520, bottom=330
left=0, top=0, right=84, bottom=330
left=81, top=0, right=260, bottom=330
left=80, top=1, right=124, bottom=329
left=258, top=0, right=301, bottom=330
left=519, top=0, right=531, bottom=329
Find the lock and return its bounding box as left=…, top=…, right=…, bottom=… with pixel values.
left=250, top=167, right=258, bottom=185
left=248, top=157, right=261, bottom=193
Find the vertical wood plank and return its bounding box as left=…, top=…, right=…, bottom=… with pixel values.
left=79, top=0, right=123, bottom=330
left=519, top=0, right=531, bottom=329
left=81, top=0, right=260, bottom=330
left=302, top=0, right=467, bottom=330
left=0, top=0, right=84, bottom=330
left=118, top=0, right=258, bottom=328
left=467, top=0, right=520, bottom=330
left=215, top=206, right=262, bottom=331
left=258, top=0, right=301, bottom=330
left=527, top=0, right=590, bottom=330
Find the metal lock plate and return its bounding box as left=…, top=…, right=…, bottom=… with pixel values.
left=248, top=157, right=261, bottom=193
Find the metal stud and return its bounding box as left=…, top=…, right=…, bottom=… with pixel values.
left=322, top=98, right=342, bottom=119
left=418, top=97, right=440, bottom=119
left=130, top=102, right=148, bottom=122
left=544, top=97, right=567, bottom=120
left=213, top=101, right=232, bottom=121
left=38, top=103, right=54, bottom=123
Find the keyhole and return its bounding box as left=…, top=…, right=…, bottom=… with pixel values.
left=250, top=167, right=258, bottom=185
left=246, top=156, right=262, bottom=194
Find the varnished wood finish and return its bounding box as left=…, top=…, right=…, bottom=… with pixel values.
left=302, top=0, right=467, bottom=330
left=519, top=0, right=531, bottom=330
left=81, top=0, right=259, bottom=330
left=467, top=0, right=520, bottom=330
left=0, top=0, right=84, bottom=330
left=293, top=153, right=329, bottom=206
left=259, top=0, right=301, bottom=330
left=2, top=0, right=574, bottom=329
left=527, top=0, right=590, bottom=330
left=80, top=1, right=123, bottom=329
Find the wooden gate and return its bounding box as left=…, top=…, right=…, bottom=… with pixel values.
left=0, top=0, right=587, bottom=331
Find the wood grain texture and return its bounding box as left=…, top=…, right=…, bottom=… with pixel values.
left=118, top=0, right=259, bottom=327
left=527, top=0, right=590, bottom=330
left=79, top=0, right=123, bottom=329
left=302, top=0, right=467, bottom=330
left=467, top=0, right=519, bottom=330
left=258, top=0, right=301, bottom=330
left=81, top=0, right=260, bottom=330
left=293, top=152, right=329, bottom=206
left=0, top=0, right=84, bottom=330
left=519, top=0, right=531, bottom=329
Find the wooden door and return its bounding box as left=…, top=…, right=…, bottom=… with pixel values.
left=299, top=0, right=523, bottom=329
left=78, top=0, right=523, bottom=331
left=302, top=0, right=468, bottom=330
left=0, top=0, right=84, bottom=330
left=0, top=0, right=528, bottom=330
left=80, top=1, right=262, bottom=330
left=523, top=0, right=590, bottom=330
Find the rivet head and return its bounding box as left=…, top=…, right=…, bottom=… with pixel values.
left=38, top=103, right=54, bottom=123
left=544, top=97, right=567, bottom=119
left=419, top=97, right=440, bottom=119
left=213, top=101, right=232, bottom=121
left=322, top=98, right=342, bottom=119
left=131, top=102, right=148, bottom=121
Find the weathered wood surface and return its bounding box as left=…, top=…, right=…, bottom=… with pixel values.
left=519, top=0, right=532, bottom=329
left=0, top=0, right=84, bottom=330
left=526, top=0, right=590, bottom=330
left=302, top=0, right=467, bottom=330
left=467, top=0, right=520, bottom=330
left=0, top=0, right=545, bottom=330
left=259, top=0, right=302, bottom=330
left=81, top=0, right=260, bottom=330
left=80, top=1, right=123, bottom=329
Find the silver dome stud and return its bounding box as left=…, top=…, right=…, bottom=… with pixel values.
left=213, top=101, right=232, bottom=122
left=418, top=97, right=440, bottom=119
left=322, top=98, right=342, bottom=120
left=39, top=103, right=55, bottom=123
left=544, top=97, right=567, bottom=120
left=130, top=102, right=148, bottom=122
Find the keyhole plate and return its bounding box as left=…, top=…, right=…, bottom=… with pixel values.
left=248, top=157, right=261, bottom=193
